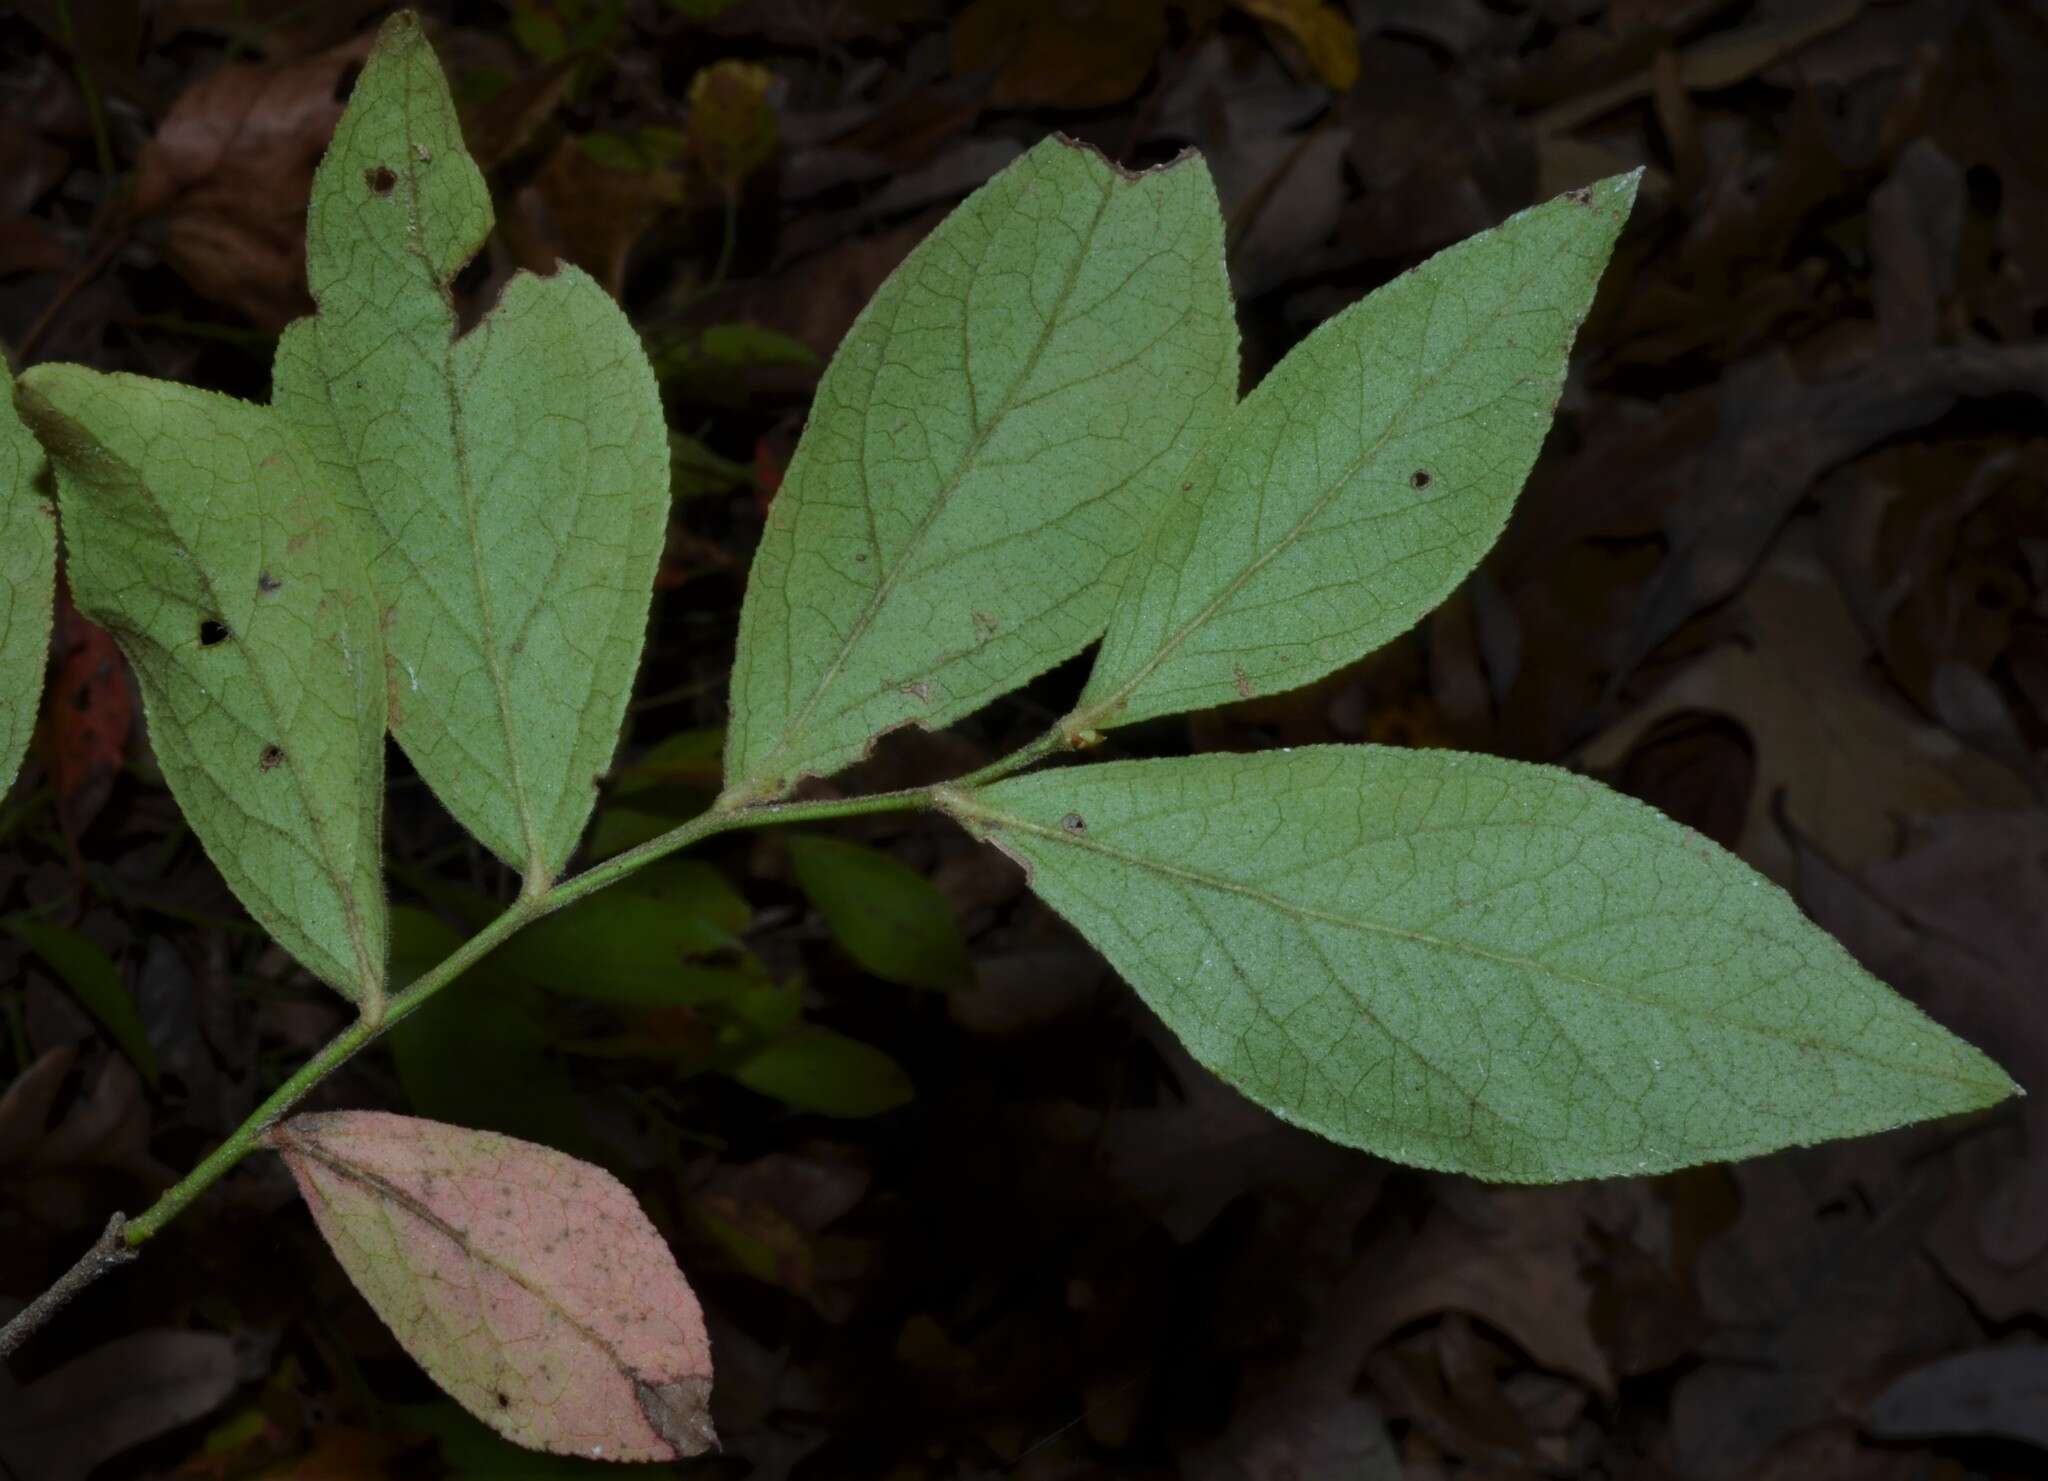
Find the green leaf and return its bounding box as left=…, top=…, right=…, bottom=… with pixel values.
left=271, top=12, right=668, bottom=885
left=722, top=135, right=1239, bottom=804
left=499, top=859, right=752, bottom=1006
left=18, top=368, right=389, bottom=1009
left=940, top=746, right=2015, bottom=1181
left=1071, top=174, right=1638, bottom=734
left=786, top=833, right=972, bottom=991
left=669, top=432, right=752, bottom=499
left=1, top=362, right=55, bottom=801
left=730, top=1025, right=914, bottom=1117
left=5, top=918, right=157, bottom=1087
left=697, top=323, right=816, bottom=369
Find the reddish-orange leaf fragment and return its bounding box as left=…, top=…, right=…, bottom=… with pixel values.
left=265, top=1111, right=714, bottom=1462
left=39, top=583, right=133, bottom=839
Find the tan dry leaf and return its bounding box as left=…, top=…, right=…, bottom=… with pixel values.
left=266, top=1110, right=715, bottom=1463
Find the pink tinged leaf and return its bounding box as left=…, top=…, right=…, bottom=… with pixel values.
left=263, top=1110, right=714, bottom=1462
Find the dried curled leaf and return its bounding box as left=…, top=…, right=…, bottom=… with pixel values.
left=266, top=1111, right=715, bottom=1462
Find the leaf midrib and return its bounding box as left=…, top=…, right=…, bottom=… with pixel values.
left=959, top=801, right=1996, bottom=1088
left=285, top=1132, right=667, bottom=1407
left=396, top=79, right=549, bottom=883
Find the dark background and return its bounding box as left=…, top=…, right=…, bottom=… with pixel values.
left=3, top=0, right=2046, bottom=1476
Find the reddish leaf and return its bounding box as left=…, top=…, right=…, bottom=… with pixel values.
left=265, top=1111, right=715, bottom=1463
left=38, top=582, right=133, bottom=838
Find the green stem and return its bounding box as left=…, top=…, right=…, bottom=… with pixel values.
left=951, top=723, right=1081, bottom=790
left=121, top=785, right=933, bottom=1250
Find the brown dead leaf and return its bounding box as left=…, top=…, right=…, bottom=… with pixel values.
left=1675, top=1163, right=1972, bottom=1478
left=267, top=1110, right=716, bottom=1462
left=1601, top=345, right=2048, bottom=697
left=951, top=0, right=1167, bottom=109
left=1587, top=520, right=2029, bottom=882
left=133, top=34, right=373, bottom=329
left=509, top=138, right=685, bottom=297
left=1354, top=1187, right=1615, bottom=1400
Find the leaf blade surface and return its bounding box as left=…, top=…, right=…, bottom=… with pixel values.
left=723, top=135, right=1238, bottom=801
left=272, top=13, right=667, bottom=882
left=267, top=1110, right=715, bottom=1462
left=943, top=746, right=2014, bottom=1180
left=1075, top=174, right=1637, bottom=731
left=19, top=367, right=388, bottom=1007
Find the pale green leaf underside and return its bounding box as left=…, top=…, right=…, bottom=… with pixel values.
left=19, top=368, right=388, bottom=1006
left=273, top=12, right=667, bottom=883
left=1, top=361, right=55, bottom=799
left=723, top=136, right=1239, bottom=802
left=1077, top=173, right=1639, bottom=731
left=944, top=747, right=2014, bottom=1181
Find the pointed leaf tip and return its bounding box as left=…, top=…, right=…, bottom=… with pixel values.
left=266, top=1111, right=715, bottom=1461
left=1073, top=171, right=1638, bottom=733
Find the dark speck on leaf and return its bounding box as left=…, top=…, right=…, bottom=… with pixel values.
left=495, top=1391, right=509, bottom=1408
left=260, top=745, right=283, bottom=771
left=366, top=165, right=397, bottom=195
left=1410, top=469, right=1433, bottom=490
left=1061, top=813, right=1086, bottom=833
left=1565, top=186, right=1594, bottom=206
left=257, top=572, right=281, bottom=594
left=199, top=619, right=230, bottom=647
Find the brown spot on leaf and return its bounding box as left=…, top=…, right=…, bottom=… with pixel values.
left=257, top=571, right=281, bottom=594
left=260, top=744, right=283, bottom=771
left=1410, top=469, right=1433, bottom=490
left=1233, top=665, right=1253, bottom=700
left=1565, top=186, right=1594, bottom=206
left=365, top=164, right=396, bottom=195
left=635, top=1375, right=717, bottom=1457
